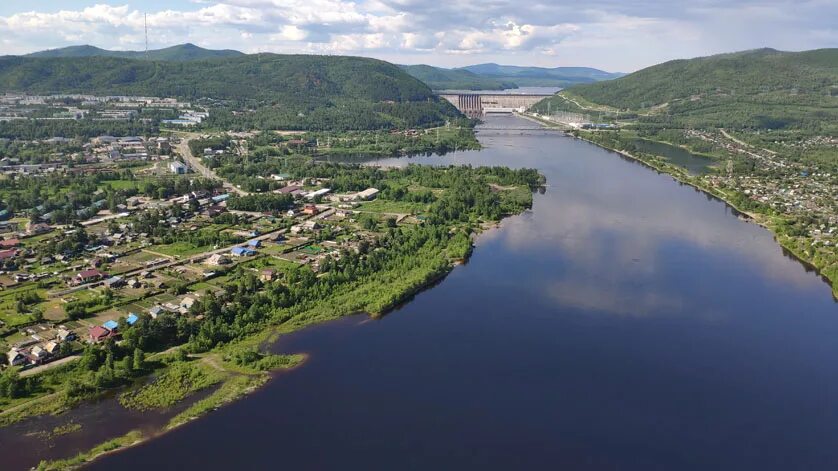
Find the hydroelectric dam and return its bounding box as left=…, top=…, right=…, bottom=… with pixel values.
left=437, top=92, right=554, bottom=117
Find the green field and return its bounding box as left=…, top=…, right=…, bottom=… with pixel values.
left=357, top=200, right=425, bottom=214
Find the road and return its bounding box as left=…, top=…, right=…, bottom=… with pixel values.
left=48, top=226, right=290, bottom=297
left=173, top=132, right=249, bottom=196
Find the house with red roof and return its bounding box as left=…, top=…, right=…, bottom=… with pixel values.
left=89, top=325, right=113, bottom=343
left=0, top=249, right=17, bottom=261
left=0, top=238, right=20, bottom=249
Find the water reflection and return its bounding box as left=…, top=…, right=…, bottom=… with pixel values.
left=76, top=115, right=838, bottom=471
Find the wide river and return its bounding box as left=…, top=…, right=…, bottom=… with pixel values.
left=38, top=116, right=838, bottom=469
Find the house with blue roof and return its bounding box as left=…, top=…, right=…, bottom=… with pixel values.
left=231, top=247, right=256, bottom=257
left=247, top=239, right=262, bottom=248
left=103, top=320, right=119, bottom=331
left=126, top=313, right=139, bottom=325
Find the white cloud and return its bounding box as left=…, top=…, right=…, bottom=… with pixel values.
left=0, top=1, right=834, bottom=71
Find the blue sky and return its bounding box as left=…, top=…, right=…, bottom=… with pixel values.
left=0, top=1, right=835, bottom=71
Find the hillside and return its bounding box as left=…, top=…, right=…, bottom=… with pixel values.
left=26, top=43, right=244, bottom=61
left=535, top=48, right=838, bottom=130
left=400, top=64, right=516, bottom=90
left=457, top=63, right=624, bottom=87
left=0, top=54, right=460, bottom=131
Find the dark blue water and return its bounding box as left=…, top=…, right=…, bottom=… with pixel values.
left=86, top=116, right=838, bottom=470
left=633, top=138, right=716, bottom=175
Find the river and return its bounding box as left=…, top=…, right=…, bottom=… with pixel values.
left=16, top=115, right=838, bottom=469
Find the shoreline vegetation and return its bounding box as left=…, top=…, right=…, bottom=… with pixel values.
left=522, top=112, right=837, bottom=298
left=0, top=162, right=545, bottom=470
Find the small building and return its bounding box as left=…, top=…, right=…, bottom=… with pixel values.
left=302, top=204, right=319, bottom=216
left=56, top=328, right=76, bottom=342
left=89, top=326, right=112, bottom=343
left=231, top=247, right=256, bottom=257
left=149, top=305, right=167, bottom=319
left=305, top=188, right=331, bottom=200
left=7, top=349, right=25, bottom=366
left=278, top=185, right=302, bottom=195
left=75, top=269, right=105, bottom=284
left=45, top=341, right=61, bottom=355
left=247, top=239, right=262, bottom=248
left=356, top=188, right=380, bottom=201
left=26, top=222, right=51, bottom=235
left=102, top=320, right=119, bottom=331
left=260, top=269, right=276, bottom=282
left=126, top=313, right=139, bottom=325
left=170, top=161, right=188, bottom=174
left=27, top=346, right=49, bottom=364
left=0, top=249, right=17, bottom=261
left=104, top=276, right=125, bottom=288
left=181, top=296, right=197, bottom=311
left=205, top=253, right=231, bottom=266
left=0, top=238, right=20, bottom=248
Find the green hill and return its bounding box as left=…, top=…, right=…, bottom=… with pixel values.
left=0, top=54, right=460, bottom=130
left=459, top=63, right=624, bottom=86
left=26, top=43, right=244, bottom=61
left=400, top=64, right=516, bottom=90
left=536, top=48, right=838, bottom=130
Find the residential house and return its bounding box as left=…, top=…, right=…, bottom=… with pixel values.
left=0, top=238, right=20, bottom=249
left=205, top=253, right=231, bottom=266
left=89, top=326, right=112, bottom=343
left=56, top=328, right=76, bottom=342
left=231, top=247, right=256, bottom=257
left=170, top=161, right=188, bottom=174
left=260, top=269, right=276, bottom=282
left=7, top=349, right=25, bottom=366
left=102, top=320, right=119, bottom=331
left=75, top=269, right=105, bottom=285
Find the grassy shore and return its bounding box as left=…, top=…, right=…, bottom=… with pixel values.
left=29, top=213, right=520, bottom=469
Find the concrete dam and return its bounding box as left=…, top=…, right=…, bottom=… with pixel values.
left=438, top=93, right=553, bottom=117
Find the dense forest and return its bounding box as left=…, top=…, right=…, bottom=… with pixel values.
left=25, top=43, right=244, bottom=61
left=400, top=65, right=517, bottom=91
left=535, top=48, right=838, bottom=131
left=0, top=54, right=462, bottom=130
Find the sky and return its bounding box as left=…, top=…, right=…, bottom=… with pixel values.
left=0, top=1, right=835, bottom=72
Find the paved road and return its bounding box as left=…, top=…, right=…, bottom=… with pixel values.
left=174, top=133, right=249, bottom=196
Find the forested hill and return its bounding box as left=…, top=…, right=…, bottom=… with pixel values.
left=400, top=64, right=517, bottom=91
left=0, top=54, right=461, bottom=130
left=568, top=48, right=837, bottom=109
left=542, top=48, right=838, bottom=130
left=26, top=43, right=244, bottom=61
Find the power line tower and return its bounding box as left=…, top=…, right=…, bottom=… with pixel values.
left=144, top=13, right=149, bottom=60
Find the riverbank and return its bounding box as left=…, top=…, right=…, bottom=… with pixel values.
left=31, top=230, right=498, bottom=469
left=567, top=128, right=837, bottom=298
left=517, top=112, right=836, bottom=297
left=21, top=167, right=543, bottom=469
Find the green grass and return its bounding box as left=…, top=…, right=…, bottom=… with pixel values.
left=99, top=179, right=140, bottom=190
left=119, top=360, right=224, bottom=411
left=152, top=242, right=212, bottom=258
left=357, top=199, right=425, bottom=214
left=36, top=430, right=144, bottom=470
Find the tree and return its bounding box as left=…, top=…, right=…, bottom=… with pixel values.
left=132, top=348, right=145, bottom=371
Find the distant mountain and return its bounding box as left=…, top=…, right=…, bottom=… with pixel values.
left=0, top=54, right=460, bottom=130
left=459, top=63, right=624, bottom=82
left=26, top=43, right=244, bottom=61
left=443, top=63, right=624, bottom=88
left=534, top=48, right=838, bottom=130
left=399, top=64, right=518, bottom=91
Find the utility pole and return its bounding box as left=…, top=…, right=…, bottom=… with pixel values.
left=144, top=13, right=149, bottom=60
